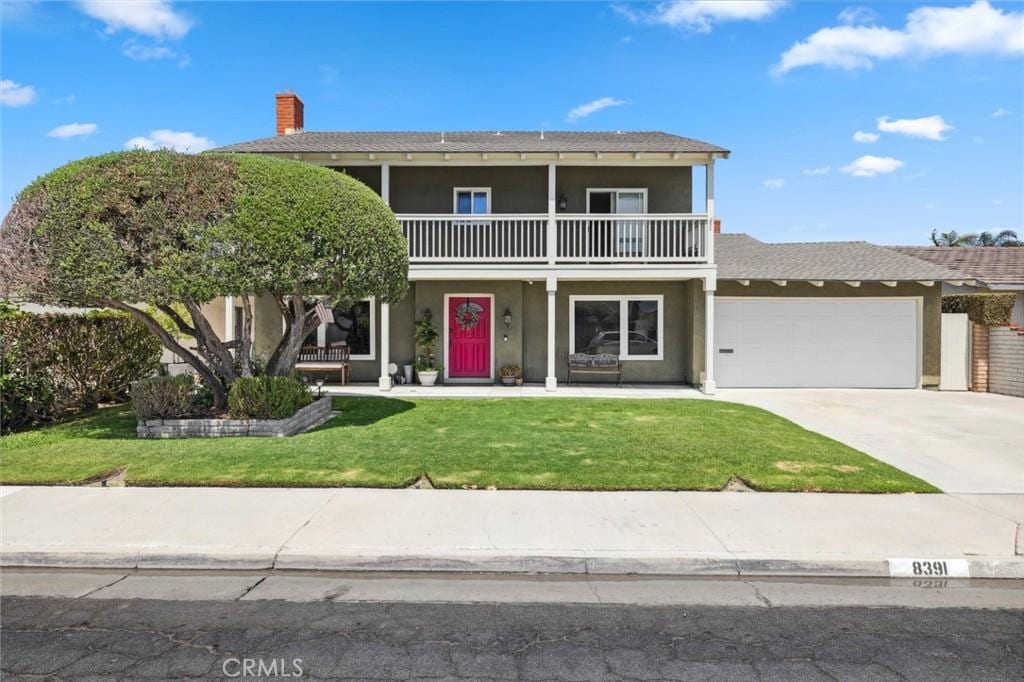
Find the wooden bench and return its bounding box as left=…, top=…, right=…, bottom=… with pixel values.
left=567, top=353, right=622, bottom=386
left=296, top=344, right=351, bottom=385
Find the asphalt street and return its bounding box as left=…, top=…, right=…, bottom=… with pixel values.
left=2, top=595, right=1022, bottom=680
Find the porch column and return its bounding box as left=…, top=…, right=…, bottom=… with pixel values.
left=702, top=276, right=716, bottom=395
left=378, top=301, right=391, bottom=390
left=379, top=162, right=392, bottom=391
left=705, top=158, right=715, bottom=263
left=546, top=163, right=557, bottom=265
left=380, top=162, right=390, bottom=204
left=546, top=276, right=557, bottom=391
left=224, top=296, right=235, bottom=344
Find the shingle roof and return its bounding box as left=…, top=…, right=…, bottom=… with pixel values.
left=716, top=234, right=971, bottom=282
left=888, top=246, right=1024, bottom=287
left=211, top=131, right=729, bottom=155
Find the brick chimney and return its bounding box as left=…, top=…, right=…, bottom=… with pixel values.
left=275, top=91, right=304, bottom=136
left=713, top=218, right=722, bottom=234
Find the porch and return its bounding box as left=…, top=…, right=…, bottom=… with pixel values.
left=320, top=382, right=709, bottom=400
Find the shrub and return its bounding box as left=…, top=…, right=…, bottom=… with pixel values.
left=0, top=310, right=55, bottom=433
left=942, top=293, right=1016, bottom=327
left=131, top=375, right=200, bottom=420
left=0, top=310, right=161, bottom=431
left=228, top=376, right=313, bottom=420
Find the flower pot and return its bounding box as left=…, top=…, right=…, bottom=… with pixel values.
left=417, top=370, right=438, bottom=386
left=500, top=375, right=516, bottom=386
left=515, top=377, right=524, bottom=386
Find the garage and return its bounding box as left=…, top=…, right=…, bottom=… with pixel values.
left=715, top=298, right=920, bottom=388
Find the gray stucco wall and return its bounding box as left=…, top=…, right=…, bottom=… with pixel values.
left=555, top=166, right=693, bottom=214
left=715, top=281, right=942, bottom=387
left=381, top=165, right=693, bottom=215
left=390, top=167, right=548, bottom=214
left=334, top=166, right=382, bottom=195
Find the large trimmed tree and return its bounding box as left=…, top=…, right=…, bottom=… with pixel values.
left=0, top=150, right=408, bottom=409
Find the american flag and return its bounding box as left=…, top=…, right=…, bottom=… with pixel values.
left=314, top=300, right=334, bottom=325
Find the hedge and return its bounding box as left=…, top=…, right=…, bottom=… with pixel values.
left=942, top=293, right=1016, bottom=327
left=0, top=310, right=162, bottom=432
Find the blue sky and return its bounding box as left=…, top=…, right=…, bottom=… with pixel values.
left=2, top=1, right=1022, bottom=245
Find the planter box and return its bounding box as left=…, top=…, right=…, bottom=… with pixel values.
left=136, top=396, right=333, bottom=439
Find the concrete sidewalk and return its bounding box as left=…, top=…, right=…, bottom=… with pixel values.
left=2, top=487, right=1022, bottom=578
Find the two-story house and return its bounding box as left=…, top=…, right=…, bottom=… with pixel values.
left=205, top=92, right=966, bottom=392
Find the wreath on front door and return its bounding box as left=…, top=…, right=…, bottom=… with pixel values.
left=454, top=300, right=485, bottom=331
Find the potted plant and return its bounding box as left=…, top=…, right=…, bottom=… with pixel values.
left=499, top=364, right=520, bottom=386
left=414, top=309, right=440, bottom=386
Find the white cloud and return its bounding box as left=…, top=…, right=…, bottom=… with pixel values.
left=877, top=115, right=953, bottom=140
left=47, top=122, right=98, bottom=138
left=802, top=166, right=831, bottom=175
left=841, top=155, right=904, bottom=177
left=566, top=96, right=625, bottom=122
left=992, top=107, right=1010, bottom=117
left=774, top=1, right=1024, bottom=74
left=0, top=79, right=38, bottom=107
left=617, top=1, right=787, bottom=33
left=76, top=0, right=192, bottom=40
left=122, top=38, right=177, bottom=61
left=838, top=6, right=878, bottom=25
left=124, top=129, right=215, bottom=153
left=762, top=178, right=785, bottom=189
left=852, top=130, right=879, bottom=143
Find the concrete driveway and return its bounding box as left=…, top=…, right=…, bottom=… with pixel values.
left=716, top=389, right=1024, bottom=494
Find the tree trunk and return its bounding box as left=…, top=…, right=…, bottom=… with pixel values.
left=266, top=295, right=321, bottom=377
left=182, top=299, right=239, bottom=385
left=100, top=300, right=230, bottom=410
left=239, top=294, right=254, bottom=377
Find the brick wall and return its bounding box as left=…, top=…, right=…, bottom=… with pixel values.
left=988, top=327, right=1024, bottom=398
left=971, top=322, right=989, bottom=392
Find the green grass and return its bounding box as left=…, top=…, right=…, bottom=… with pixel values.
left=0, top=397, right=937, bottom=493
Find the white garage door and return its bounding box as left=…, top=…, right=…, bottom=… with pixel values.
left=715, top=298, right=920, bottom=388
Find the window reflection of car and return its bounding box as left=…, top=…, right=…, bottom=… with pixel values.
left=585, top=331, right=657, bottom=355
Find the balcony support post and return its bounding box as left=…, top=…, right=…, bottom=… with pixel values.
left=705, top=158, right=715, bottom=264
left=545, top=276, right=557, bottom=391
left=380, top=162, right=390, bottom=204
left=701, top=276, right=716, bottom=395
left=378, top=301, right=391, bottom=391
left=547, top=163, right=557, bottom=265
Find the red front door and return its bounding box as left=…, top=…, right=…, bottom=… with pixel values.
left=448, top=296, right=491, bottom=378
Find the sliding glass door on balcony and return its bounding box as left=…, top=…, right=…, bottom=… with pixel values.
left=587, top=189, right=647, bottom=258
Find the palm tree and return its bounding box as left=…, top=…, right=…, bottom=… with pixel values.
left=930, top=229, right=967, bottom=246
left=930, top=229, right=1021, bottom=247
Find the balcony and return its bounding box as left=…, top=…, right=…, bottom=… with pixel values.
left=398, top=213, right=711, bottom=265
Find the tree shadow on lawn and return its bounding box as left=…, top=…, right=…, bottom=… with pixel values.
left=312, top=396, right=417, bottom=431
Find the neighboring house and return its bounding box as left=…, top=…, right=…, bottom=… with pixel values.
left=889, top=246, right=1024, bottom=326
left=207, top=92, right=970, bottom=392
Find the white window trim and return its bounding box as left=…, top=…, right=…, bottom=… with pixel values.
left=585, top=188, right=648, bottom=214
left=453, top=187, right=492, bottom=215
left=442, top=293, right=496, bottom=382
left=568, top=294, right=665, bottom=361
left=315, top=296, right=376, bottom=361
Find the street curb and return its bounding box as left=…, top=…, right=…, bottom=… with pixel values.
left=5, top=550, right=1024, bottom=579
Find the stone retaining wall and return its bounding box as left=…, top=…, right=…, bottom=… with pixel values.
left=988, top=327, right=1024, bottom=398
left=137, top=396, right=333, bottom=438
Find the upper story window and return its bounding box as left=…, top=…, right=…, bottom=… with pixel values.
left=454, top=188, right=490, bottom=215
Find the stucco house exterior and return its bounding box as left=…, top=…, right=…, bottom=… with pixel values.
left=204, top=92, right=972, bottom=392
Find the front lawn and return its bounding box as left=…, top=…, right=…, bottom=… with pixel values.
left=0, top=397, right=936, bottom=492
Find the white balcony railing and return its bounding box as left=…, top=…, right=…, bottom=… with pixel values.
left=398, top=213, right=709, bottom=265
left=556, top=214, right=709, bottom=263
left=400, top=214, right=548, bottom=263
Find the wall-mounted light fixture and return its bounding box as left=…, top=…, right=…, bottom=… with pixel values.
left=557, top=193, right=568, bottom=211
left=503, top=307, right=512, bottom=342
